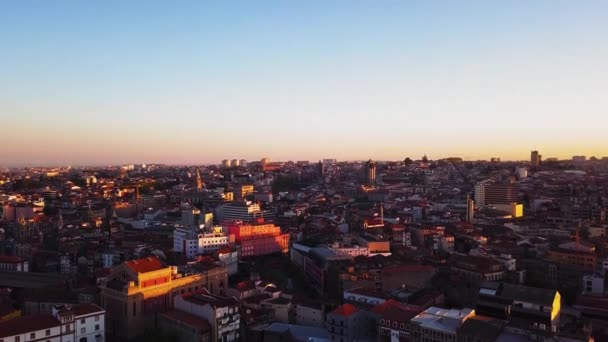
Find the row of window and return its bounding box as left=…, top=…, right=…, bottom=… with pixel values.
left=379, top=319, right=406, bottom=330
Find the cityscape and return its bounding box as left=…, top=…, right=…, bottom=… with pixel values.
left=2, top=2, right=608, bottom=342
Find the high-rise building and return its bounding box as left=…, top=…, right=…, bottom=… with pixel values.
left=233, top=184, right=254, bottom=201
left=531, top=150, right=541, bottom=170
left=261, top=157, right=270, bottom=170
left=182, top=205, right=201, bottom=228
left=216, top=201, right=274, bottom=223
left=221, top=160, right=231, bottom=168
left=466, top=194, right=475, bottom=223
left=195, top=168, right=204, bottom=191
left=239, top=159, right=248, bottom=168
left=366, top=160, right=377, bottom=186
left=231, top=159, right=240, bottom=167
left=474, top=180, right=518, bottom=207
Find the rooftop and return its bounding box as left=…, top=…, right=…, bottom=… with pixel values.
left=411, top=307, right=475, bottom=334
left=0, top=315, right=59, bottom=338
left=125, top=256, right=165, bottom=273
left=160, top=310, right=211, bottom=332
left=331, top=303, right=358, bottom=317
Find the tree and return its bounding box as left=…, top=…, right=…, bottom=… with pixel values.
left=404, top=157, right=413, bottom=166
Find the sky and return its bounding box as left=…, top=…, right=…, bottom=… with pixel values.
left=1, top=1, right=607, bottom=166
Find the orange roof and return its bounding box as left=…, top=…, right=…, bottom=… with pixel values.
left=125, top=257, right=165, bottom=273
left=332, top=303, right=358, bottom=317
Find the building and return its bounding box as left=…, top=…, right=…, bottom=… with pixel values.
left=182, top=205, right=202, bottom=228
left=325, top=304, right=375, bottom=342
left=233, top=184, right=254, bottom=201
left=218, top=248, right=238, bottom=276
left=582, top=273, right=604, bottom=296
left=456, top=316, right=505, bottom=342
left=99, top=256, right=228, bottom=339
left=466, top=195, right=474, bottom=223
left=0, top=256, right=28, bottom=272
left=473, top=180, right=518, bottom=207
left=531, top=150, right=541, bottom=170
left=409, top=307, right=475, bottom=342
left=476, top=282, right=561, bottom=332
left=231, top=159, right=240, bottom=168
left=239, top=160, right=247, bottom=168
left=174, top=289, right=240, bottom=342
left=371, top=300, right=421, bottom=342
left=222, top=160, right=231, bottom=169
left=0, top=304, right=105, bottom=342
left=366, top=160, right=377, bottom=186
left=225, top=221, right=289, bottom=257
left=159, top=310, right=211, bottom=342
left=450, top=255, right=506, bottom=284
left=217, top=202, right=274, bottom=223
left=547, top=241, right=597, bottom=272
left=173, top=226, right=231, bottom=259
left=292, top=298, right=324, bottom=328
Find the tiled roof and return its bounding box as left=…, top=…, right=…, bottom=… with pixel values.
left=0, top=314, right=58, bottom=338
left=332, top=303, right=358, bottom=317
left=124, top=256, right=165, bottom=273
left=160, top=310, right=211, bottom=332
left=371, top=300, right=420, bottom=324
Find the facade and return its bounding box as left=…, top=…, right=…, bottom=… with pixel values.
left=217, top=202, right=274, bottom=223
left=410, top=307, right=476, bottom=342
left=174, top=227, right=231, bottom=259
left=99, top=257, right=228, bottom=339
left=474, top=181, right=518, bottom=207
left=325, top=304, right=375, bottom=342
left=0, top=256, right=29, bottom=272
left=450, top=255, right=506, bottom=284
left=531, top=150, right=541, bottom=169
left=233, top=184, right=254, bottom=201
left=218, top=249, right=238, bottom=276
left=366, top=160, right=377, bottom=186
left=226, top=221, right=289, bottom=257
left=174, top=290, right=240, bottom=342
left=547, top=242, right=597, bottom=272
left=371, top=300, right=420, bottom=342
left=0, top=304, right=105, bottom=342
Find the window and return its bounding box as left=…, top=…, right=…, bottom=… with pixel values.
left=81, top=318, right=85, bottom=324
left=15, top=337, right=20, bottom=342
left=95, top=324, right=100, bottom=331
left=30, top=333, right=36, bottom=339
left=81, top=327, right=86, bottom=334
left=46, top=329, right=51, bottom=336
left=95, top=315, right=100, bottom=322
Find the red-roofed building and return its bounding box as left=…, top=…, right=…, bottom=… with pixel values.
left=371, top=300, right=421, bottom=341
left=225, top=222, right=289, bottom=257
left=100, top=256, right=228, bottom=339
left=326, top=304, right=376, bottom=341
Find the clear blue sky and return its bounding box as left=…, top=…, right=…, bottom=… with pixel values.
left=1, top=1, right=607, bottom=166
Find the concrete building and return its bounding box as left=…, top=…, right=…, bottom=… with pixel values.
left=216, top=202, right=274, bottom=223
left=366, top=160, right=377, bottom=186
left=99, top=257, right=228, bottom=339
left=531, top=150, right=541, bottom=170
left=173, top=226, right=232, bottom=259
left=474, top=180, right=518, bottom=207
left=582, top=273, right=605, bottom=296
left=410, top=307, right=475, bottom=342
left=0, top=304, right=105, bottom=342
left=233, top=184, right=254, bottom=201
left=174, top=289, right=240, bottom=342
left=226, top=221, right=289, bottom=257
left=325, top=304, right=375, bottom=342
left=371, top=300, right=421, bottom=342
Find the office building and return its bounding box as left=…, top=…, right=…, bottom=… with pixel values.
left=473, top=180, right=518, bottom=207
left=221, top=160, right=231, bottom=169
left=173, top=226, right=232, bottom=259
left=174, top=289, right=240, bottom=342
left=99, top=256, right=228, bottom=339
left=531, top=150, right=541, bottom=170
left=216, top=201, right=274, bottom=223
left=466, top=194, right=474, bottom=223
left=366, top=159, right=377, bottom=186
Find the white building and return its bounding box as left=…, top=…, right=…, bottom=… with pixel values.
left=0, top=304, right=105, bottom=342
left=583, top=274, right=605, bottom=296
left=218, top=249, right=238, bottom=276
left=173, top=227, right=231, bottom=259
left=410, top=307, right=475, bottom=342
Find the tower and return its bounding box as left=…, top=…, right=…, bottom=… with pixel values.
left=366, top=160, right=377, bottom=186
left=195, top=168, right=204, bottom=191
left=466, top=194, right=475, bottom=223
left=531, top=150, right=541, bottom=170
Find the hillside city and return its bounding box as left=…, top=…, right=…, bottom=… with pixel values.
left=0, top=152, right=607, bottom=342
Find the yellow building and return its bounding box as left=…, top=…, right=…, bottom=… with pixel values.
left=100, top=256, right=228, bottom=339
